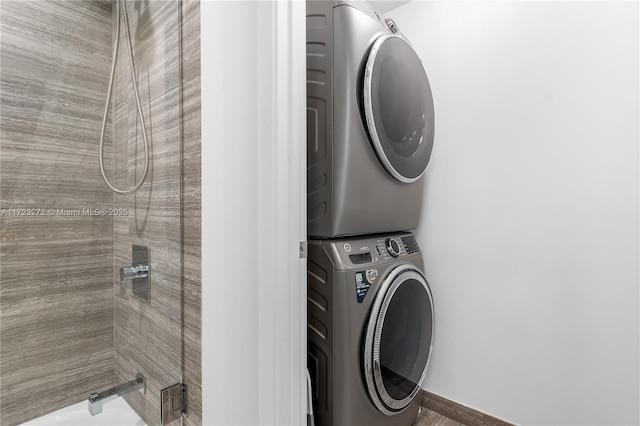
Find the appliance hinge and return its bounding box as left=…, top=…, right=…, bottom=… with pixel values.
left=299, top=241, right=308, bottom=258
left=161, top=382, right=188, bottom=425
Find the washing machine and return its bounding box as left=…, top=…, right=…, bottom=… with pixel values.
left=307, top=1, right=435, bottom=238
left=307, top=232, right=434, bottom=426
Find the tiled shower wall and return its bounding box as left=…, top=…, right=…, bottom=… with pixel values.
left=113, top=2, right=202, bottom=424
left=0, top=1, right=114, bottom=425
left=181, top=1, right=202, bottom=425
left=112, top=2, right=203, bottom=425
left=110, top=1, right=184, bottom=425
left=0, top=1, right=201, bottom=425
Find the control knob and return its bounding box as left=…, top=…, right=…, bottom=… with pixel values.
left=385, top=238, right=400, bottom=258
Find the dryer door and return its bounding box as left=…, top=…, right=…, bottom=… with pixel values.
left=363, top=264, right=434, bottom=415
left=363, top=34, right=435, bottom=183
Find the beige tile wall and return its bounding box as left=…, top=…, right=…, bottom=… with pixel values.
left=110, top=1, right=184, bottom=425
left=181, top=1, right=202, bottom=425
left=0, top=1, right=115, bottom=425
left=0, top=1, right=201, bottom=425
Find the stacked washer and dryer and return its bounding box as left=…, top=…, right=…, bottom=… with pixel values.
left=306, top=1, right=436, bottom=425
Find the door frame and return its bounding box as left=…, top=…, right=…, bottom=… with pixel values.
left=201, top=1, right=306, bottom=424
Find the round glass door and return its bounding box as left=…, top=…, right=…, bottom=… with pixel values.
left=363, top=265, right=434, bottom=415
left=363, top=34, right=435, bottom=183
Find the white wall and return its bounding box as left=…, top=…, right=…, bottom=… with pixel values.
left=201, top=1, right=306, bottom=425
left=368, top=0, right=412, bottom=13
left=389, top=2, right=639, bottom=425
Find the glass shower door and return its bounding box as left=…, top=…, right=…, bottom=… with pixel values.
left=0, top=0, right=183, bottom=425
left=111, top=0, right=183, bottom=425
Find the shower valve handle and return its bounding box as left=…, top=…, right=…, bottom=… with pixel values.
left=119, top=245, right=151, bottom=301
left=119, top=264, right=149, bottom=295
left=120, top=264, right=149, bottom=282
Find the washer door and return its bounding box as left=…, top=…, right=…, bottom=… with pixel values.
left=363, top=264, right=434, bottom=415
left=363, top=34, right=435, bottom=183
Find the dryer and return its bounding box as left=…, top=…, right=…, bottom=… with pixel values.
left=307, top=1, right=435, bottom=238
left=307, top=232, right=434, bottom=426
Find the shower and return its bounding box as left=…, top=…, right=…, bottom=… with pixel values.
left=0, top=0, right=186, bottom=423
left=99, top=0, right=150, bottom=194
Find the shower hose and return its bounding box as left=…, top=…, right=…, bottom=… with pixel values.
left=99, top=0, right=150, bottom=194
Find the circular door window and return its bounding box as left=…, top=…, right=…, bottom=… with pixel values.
left=363, top=265, right=434, bottom=415
left=363, top=34, right=435, bottom=183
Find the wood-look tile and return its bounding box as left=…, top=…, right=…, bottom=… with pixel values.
left=413, top=408, right=466, bottom=426
left=0, top=1, right=114, bottom=424
left=111, top=2, right=184, bottom=425
left=181, top=1, right=202, bottom=425
left=0, top=361, right=113, bottom=426
left=114, top=269, right=182, bottom=425
left=0, top=219, right=115, bottom=426
left=421, top=391, right=517, bottom=426
left=112, top=182, right=181, bottom=277
left=2, top=1, right=201, bottom=425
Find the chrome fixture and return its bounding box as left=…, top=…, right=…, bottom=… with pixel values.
left=120, top=244, right=151, bottom=301
left=88, top=373, right=145, bottom=416
left=99, top=0, right=150, bottom=194
left=120, top=264, right=149, bottom=284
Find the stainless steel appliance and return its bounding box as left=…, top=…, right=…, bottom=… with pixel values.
left=307, top=1, right=435, bottom=238
left=307, top=232, right=434, bottom=426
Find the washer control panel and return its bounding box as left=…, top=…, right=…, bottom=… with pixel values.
left=401, top=234, right=420, bottom=254
left=374, top=236, right=405, bottom=259
left=334, top=233, right=420, bottom=266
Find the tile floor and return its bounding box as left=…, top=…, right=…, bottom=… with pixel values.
left=413, top=408, right=465, bottom=426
